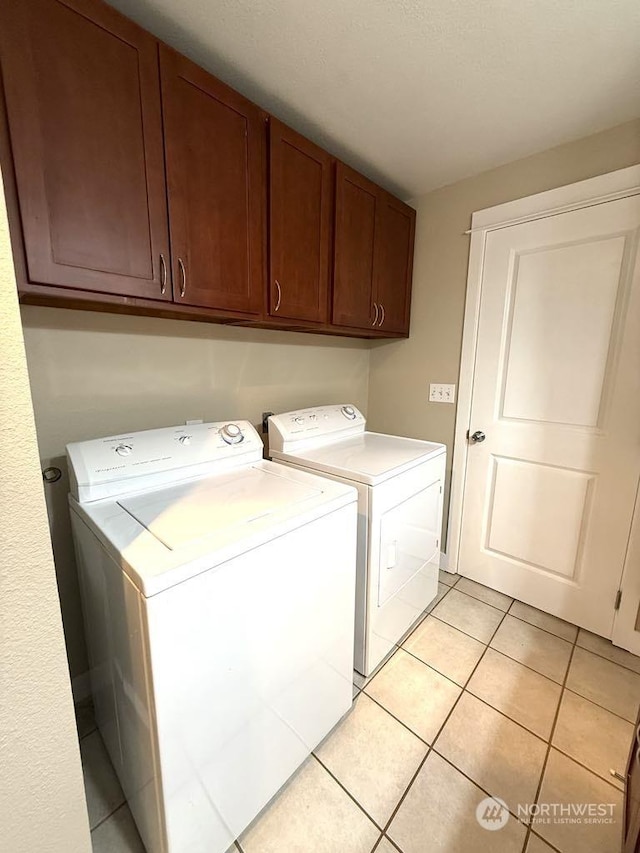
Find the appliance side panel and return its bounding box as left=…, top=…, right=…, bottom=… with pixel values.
left=145, top=504, right=357, bottom=853
left=271, top=459, right=371, bottom=673
left=71, top=512, right=164, bottom=853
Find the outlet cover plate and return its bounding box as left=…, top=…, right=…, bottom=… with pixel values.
left=429, top=383, right=456, bottom=404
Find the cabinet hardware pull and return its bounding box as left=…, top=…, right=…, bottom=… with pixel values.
left=379, top=303, right=385, bottom=327
left=274, top=280, right=282, bottom=312
left=160, top=254, right=167, bottom=295
left=372, top=302, right=379, bottom=326
left=178, top=258, right=186, bottom=298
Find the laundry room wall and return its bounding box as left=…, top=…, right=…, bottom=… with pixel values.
left=21, top=306, right=370, bottom=686
left=366, top=117, right=640, bottom=550
left=1, top=172, right=91, bottom=852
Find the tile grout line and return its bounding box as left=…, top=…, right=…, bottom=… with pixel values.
left=311, top=752, right=385, bottom=833
left=522, top=622, right=580, bottom=851
left=374, top=602, right=514, bottom=846
left=89, top=799, right=127, bottom=834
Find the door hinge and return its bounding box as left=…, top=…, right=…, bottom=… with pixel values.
left=615, top=589, right=622, bottom=611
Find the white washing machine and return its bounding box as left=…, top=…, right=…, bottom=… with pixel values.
left=67, top=420, right=357, bottom=853
left=269, top=405, right=446, bottom=676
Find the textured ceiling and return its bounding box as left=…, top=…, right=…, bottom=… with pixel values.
left=107, top=0, right=640, bottom=198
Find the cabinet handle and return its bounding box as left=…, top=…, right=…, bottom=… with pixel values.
left=178, top=258, right=186, bottom=298
left=379, top=303, right=385, bottom=327
left=160, top=254, right=167, bottom=295
left=372, top=302, right=379, bottom=326
left=274, top=280, right=282, bottom=312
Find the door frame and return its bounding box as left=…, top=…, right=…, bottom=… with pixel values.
left=446, top=164, right=640, bottom=575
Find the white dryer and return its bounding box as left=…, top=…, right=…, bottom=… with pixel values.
left=67, top=420, right=357, bottom=853
left=268, top=405, right=446, bottom=676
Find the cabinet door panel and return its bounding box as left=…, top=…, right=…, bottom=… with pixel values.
left=269, top=120, right=331, bottom=323
left=373, top=194, right=415, bottom=334
left=0, top=0, right=170, bottom=299
left=161, top=47, right=265, bottom=314
left=332, top=164, right=377, bottom=330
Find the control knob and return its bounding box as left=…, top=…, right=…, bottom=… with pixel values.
left=115, top=443, right=133, bottom=457
left=220, top=423, right=244, bottom=445
left=178, top=435, right=191, bottom=446
left=341, top=405, right=357, bottom=420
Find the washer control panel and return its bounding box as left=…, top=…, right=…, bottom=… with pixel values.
left=67, top=420, right=262, bottom=502
left=268, top=404, right=365, bottom=452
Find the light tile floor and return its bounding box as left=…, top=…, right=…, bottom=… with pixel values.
left=78, top=571, right=639, bottom=852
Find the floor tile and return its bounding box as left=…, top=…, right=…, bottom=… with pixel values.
left=455, top=577, right=513, bottom=611
left=80, top=730, right=125, bottom=830
left=467, top=647, right=562, bottom=740
left=435, top=692, right=547, bottom=810
left=388, top=751, right=527, bottom=853
left=490, top=615, right=572, bottom=684
left=76, top=699, right=97, bottom=740
left=553, top=690, right=633, bottom=788
left=365, top=648, right=461, bottom=743
left=240, top=756, right=378, bottom=853
left=438, top=569, right=458, bottom=587
left=566, top=646, right=640, bottom=722
left=525, top=833, right=557, bottom=852
left=403, top=615, right=485, bottom=686
left=315, top=693, right=426, bottom=826
left=90, top=804, right=145, bottom=853
left=510, top=601, right=578, bottom=643
left=536, top=749, right=623, bottom=853
left=431, top=588, right=504, bottom=643
left=576, top=628, right=640, bottom=674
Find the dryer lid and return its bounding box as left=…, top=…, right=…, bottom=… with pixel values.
left=118, top=465, right=322, bottom=550
left=272, top=432, right=445, bottom=485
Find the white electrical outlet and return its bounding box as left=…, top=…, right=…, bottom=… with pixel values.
left=429, top=383, right=456, bottom=404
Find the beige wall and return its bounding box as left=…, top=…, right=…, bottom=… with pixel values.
left=0, top=177, right=90, bottom=848
left=21, top=307, right=370, bottom=680
left=367, top=118, right=640, bottom=544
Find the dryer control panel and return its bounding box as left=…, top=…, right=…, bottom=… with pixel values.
left=268, top=404, right=366, bottom=454
left=67, top=420, right=263, bottom=502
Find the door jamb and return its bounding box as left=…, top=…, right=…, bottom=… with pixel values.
left=446, top=164, right=640, bottom=574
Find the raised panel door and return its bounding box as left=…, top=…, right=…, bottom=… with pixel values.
left=459, top=197, right=640, bottom=635
left=160, top=47, right=265, bottom=314
left=269, top=119, right=331, bottom=323
left=0, top=0, right=170, bottom=299
left=373, top=194, right=415, bottom=334
left=332, top=163, right=377, bottom=330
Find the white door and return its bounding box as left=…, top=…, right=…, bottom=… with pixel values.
left=459, top=195, right=640, bottom=637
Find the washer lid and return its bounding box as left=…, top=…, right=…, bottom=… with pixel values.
left=271, top=432, right=445, bottom=485
left=118, top=466, right=322, bottom=550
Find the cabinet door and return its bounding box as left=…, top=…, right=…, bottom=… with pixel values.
left=373, top=193, right=416, bottom=335
left=0, top=0, right=170, bottom=300
left=269, top=119, right=331, bottom=323
left=160, top=47, right=265, bottom=314
left=332, top=164, right=377, bottom=330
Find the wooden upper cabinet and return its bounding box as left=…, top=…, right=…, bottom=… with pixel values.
left=332, top=164, right=415, bottom=336
left=269, top=119, right=332, bottom=323
left=372, top=193, right=415, bottom=335
left=0, top=0, right=171, bottom=300
left=160, top=47, right=265, bottom=315
left=332, top=164, right=377, bottom=330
